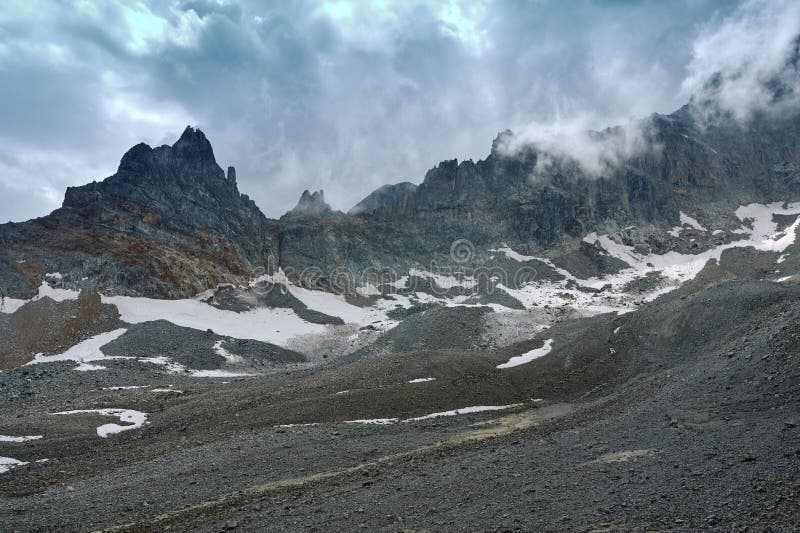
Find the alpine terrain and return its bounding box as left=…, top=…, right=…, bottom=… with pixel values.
left=1, top=98, right=800, bottom=530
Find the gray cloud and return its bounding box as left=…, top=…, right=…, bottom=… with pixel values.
left=0, top=0, right=763, bottom=222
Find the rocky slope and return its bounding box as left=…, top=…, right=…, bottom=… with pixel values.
left=0, top=127, right=277, bottom=298
left=348, top=182, right=418, bottom=215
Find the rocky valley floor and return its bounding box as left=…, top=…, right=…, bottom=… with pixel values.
left=2, top=204, right=800, bottom=531
left=1, top=276, right=799, bottom=531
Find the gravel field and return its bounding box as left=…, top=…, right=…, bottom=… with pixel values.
left=0, top=278, right=798, bottom=531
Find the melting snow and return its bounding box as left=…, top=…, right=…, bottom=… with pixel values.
left=189, top=369, right=254, bottom=377
left=139, top=356, right=187, bottom=374
left=0, top=435, right=42, bottom=442
left=1, top=278, right=80, bottom=313
left=139, top=355, right=253, bottom=377
left=285, top=284, right=389, bottom=326
left=0, top=457, right=29, bottom=474
left=27, top=329, right=129, bottom=369
left=497, top=339, right=554, bottom=369
left=408, top=268, right=478, bottom=290
left=500, top=202, right=800, bottom=315
left=102, top=295, right=326, bottom=347
left=52, top=409, right=148, bottom=438
left=679, top=212, right=707, bottom=231
left=408, top=377, right=436, bottom=383
left=406, top=404, right=524, bottom=421
left=0, top=298, right=28, bottom=314
left=488, top=246, right=537, bottom=263
left=35, top=280, right=80, bottom=302
left=213, top=340, right=243, bottom=364
left=344, top=404, right=524, bottom=425
left=356, top=283, right=381, bottom=296
left=345, top=418, right=400, bottom=425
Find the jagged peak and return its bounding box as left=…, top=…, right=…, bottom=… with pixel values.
left=281, top=189, right=342, bottom=220
left=171, top=125, right=216, bottom=164
left=491, top=129, right=515, bottom=155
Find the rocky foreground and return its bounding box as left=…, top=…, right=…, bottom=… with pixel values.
left=0, top=273, right=798, bottom=531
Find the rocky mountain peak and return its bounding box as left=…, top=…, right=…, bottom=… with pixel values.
left=171, top=126, right=216, bottom=164
left=281, top=189, right=342, bottom=221
left=490, top=129, right=515, bottom=156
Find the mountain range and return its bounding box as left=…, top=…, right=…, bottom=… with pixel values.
left=1, top=103, right=799, bottom=301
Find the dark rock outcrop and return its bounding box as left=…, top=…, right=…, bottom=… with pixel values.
left=0, top=126, right=278, bottom=298
left=348, top=182, right=417, bottom=215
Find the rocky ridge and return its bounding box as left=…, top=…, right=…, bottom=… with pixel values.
left=1, top=106, right=800, bottom=299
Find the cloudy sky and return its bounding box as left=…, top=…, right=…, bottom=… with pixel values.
left=0, top=0, right=798, bottom=222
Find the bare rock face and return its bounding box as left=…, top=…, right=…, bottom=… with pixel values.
left=348, top=182, right=417, bottom=215
left=0, top=127, right=278, bottom=298
left=0, top=292, right=122, bottom=369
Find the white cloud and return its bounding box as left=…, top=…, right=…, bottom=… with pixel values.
left=681, top=0, right=800, bottom=121
left=498, top=112, right=656, bottom=179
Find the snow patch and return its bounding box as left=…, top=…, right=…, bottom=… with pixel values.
left=52, top=409, right=148, bottom=438
left=488, top=245, right=537, bottom=263
left=102, top=295, right=326, bottom=347
left=35, top=280, right=79, bottom=302
left=406, top=404, right=524, bottom=421
left=679, top=212, right=707, bottom=231
left=189, top=369, right=254, bottom=378
left=27, top=329, right=129, bottom=369
left=0, top=435, right=42, bottom=443
left=356, top=283, right=381, bottom=296
left=407, top=377, right=436, bottom=383
left=0, top=457, right=29, bottom=474
left=213, top=340, right=243, bottom=364
left=497, top=339, right=554, bottom=369
left=345, top=418, right=399, bottom=425
left=0, top=298, right=28, bottom=314
left=408, top=268, right=477, bottom=290
left=345, top=404, right=524, bottom=425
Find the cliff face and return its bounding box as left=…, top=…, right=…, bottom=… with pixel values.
left=0, top=127, right=278, bottom=298
left=2, top=107, right=800, bottom=299
left=275, top=107, right=800, bottom=288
